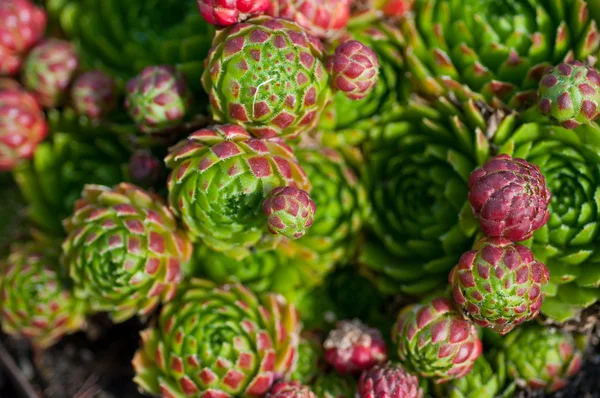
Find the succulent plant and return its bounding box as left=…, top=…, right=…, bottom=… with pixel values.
left=268, top=0, right=351, bottom=39
left=202, top=16, right=332, bottom=139
left=267, top=381, right=316, bottom=398
left=1, top=242, right=87, bottom=348
left=165, top=124, right=311, bottom=259
left=450, top=237, right=550, bottom=334
left=374, top=0, right=414, bottom=18
left=133, top=279, right=300, bottom=397
left=71, top=70, right=118, bottom=120
left=504, top=324, right=584, bottom=393
left=538, top=60, right=600, bottom=129
left=327, top=40, right=380, bottom=100
left=400, top=0, right=600, bottom=109
left=295, top=147, right=365, bottom=265
left=62, top=183, right=193, bottom=322
left=323, top=319, right=387, bottom=375
left=13, top=109, right=129, bottom=236
left=128, top=150, right=165, bottom=189
left=393, top=297, right=482, bottom=383
left=357, top=362, right=424, bottom=398
left=263, top=186, right=316, bottom=239
left=188, top=146, right=361, bottom=304
left=125, top=65, right=192, bottom=134
left=360, top=98, right=488, bottom=296
left=21, top=39, right=79, bottom=108
left=0, top=88, right=48, bottom=171
left=46, top=0, right=215, bottom=93
left=312, top=373, right=356, bottom=398
left=491, top=110, right=600, bottom=322
left=198, top=0, right=270, bottom=26
left=468, top=154, right=552, bottom=242
left=0, top=0, right=47, bottom=76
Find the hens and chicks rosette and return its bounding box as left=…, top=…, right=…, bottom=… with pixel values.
left=1, top=0, right=600, bottom=397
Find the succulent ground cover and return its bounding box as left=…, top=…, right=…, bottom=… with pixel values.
left=1, top=1, right=600, bottom=398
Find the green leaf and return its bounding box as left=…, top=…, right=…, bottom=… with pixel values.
left=541, top=297, right=581, bottom=322
left=557, top=283, right=600, bottom=306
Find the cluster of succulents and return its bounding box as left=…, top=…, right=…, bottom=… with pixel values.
left=1, top=0, right=600, bottom=397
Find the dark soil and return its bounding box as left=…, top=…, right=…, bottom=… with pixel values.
left=1, top=317, right=599, bottom=398
left=0, top=316, right=145, bottom=398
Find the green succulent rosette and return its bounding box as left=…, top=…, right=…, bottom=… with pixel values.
left=132, top=279, right=300, bottom=397
left=1, top=242, right=87, bottom=348
left=359, top=98, right=488, bottom=295
left=13, top=109, right=129, bottom=237
left=62, top=183, right=193, bottom=322
left=202, top=16, right=331, bottom=139
left=192, top=145, right=362, bottom=303
left=194, top=239, right=328, bottom=304
left=492, top=117, right=600, bottom=322
left=165, top=124, right=311, bottom=260
left=312, top=373, right=357, bottom=398
left=503, top=324, right=585, bottom=393
left=46, top=0, right=214, bottom=93
left=401, top=0, right=600, bottom=108
left=295, top=147, right=365, bottom=265
left=322, top=12, right=407, bottom=132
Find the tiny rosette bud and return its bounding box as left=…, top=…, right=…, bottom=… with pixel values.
left=268, top=0, right=351, bottom=39
left=125, top=65, right=192, bottom=134
left=128, top=150, right=164, bottom=188
left=324, top=319, right=388, bottom=375
left=0, top=0, right=47, bottom=54
left=393, top=298, right=482, bottom=383
left=468, top=154, right=551, bottom=242
left=22, top=39, right=79, bottom=108
left=538, top=61, right=600, bottom=129
left=376, top=0, right=415, bottom=18
left=267, top=381, right=316, bottom=398
left=450, top=237, right=550, bottom=335
left=0, top=88, right=48, bottom=170
left=197, top=0, right=270, bottom=26
left=71, top=70, right=118, bottom=120
left=357, top=362, right=424, bottom=398
left=327, top=40, right=380, bottom=100
left=263, top=186, right=316, bottom=239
